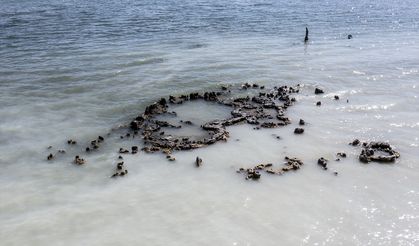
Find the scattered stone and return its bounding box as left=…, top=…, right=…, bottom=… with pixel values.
left=284, top=157, right=304, bottom=171
left=111, top=169, right=128, bottom=178
left=246, top=170, right=261, bottom=180
left=350, top=139, right=360, bottom=146
left=117, top=162, right=124, bottom=170
left=47, top=146, right=52, bottom=149
left=118, top=155, right=123, bottom=159
left=74, top=155, right=85, bottom=165
left=67, top=139, right=77, bottom=145
left=119, top=148, right=129, bottom=154
left=183, top=120, right=193, bottom=125
left=315, top=88, right=324, bottom=94
left=111, top=159, right=128, bottom=178
left=47, top=153, right=54, bottom=160
left=86, top=147, right=90, bottom=152
left=98, top=136, right=104, bottom=142
left=299, top=119, right=305, bottom=125
left=261, top=122, right=278, bottom=128
left=237, top=163, right=278, bottom=180
left=317, top=157, right=328, bottom=170
left=334, top=95, right=340, bottom=100
left=195, top=156, right=203, bottom=167
left=294, top=128, right=304, bottom=134
left=131, top=146, right=138, bottom=154
left=334, top=171, right=338, bottom=176
left=358, top=141, right=400, bottom=163
left=348, top=34, right=353, bottom=39
left=316, top=101, right=321, bottom=106
left=337, top=152, right=347, bottom=158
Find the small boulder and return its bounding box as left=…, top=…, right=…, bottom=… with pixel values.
left=294, top=128, right=304, bottom=134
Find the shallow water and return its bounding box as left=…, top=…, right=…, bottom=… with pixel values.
left=1, top=0, right=419, bottom=245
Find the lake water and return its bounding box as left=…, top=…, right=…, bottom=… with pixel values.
left=1, top=0, right=419, bottom=245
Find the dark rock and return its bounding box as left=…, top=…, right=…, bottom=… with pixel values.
left=284, top=157, right=304, bottom=171
left=350, top=139, right=360, bottom=146
left=131, top=146, right=138, bottom=154
left=317, top=157, right=328, bottom=170
left=67, top=139, right=77, bottom=145
left=117, top=162, right=124, bottom=170
left=315, top=88, right=324, bottom=94
left=316, top=101, right=321, bottom=106
left=299, top=119, right=305, bottom=125
left=119, top=148, right=129, bottom=154
left=337, top=152, right=347, bottom=158
left=261, top=122, right=278, bottom=128
left=74, top=155, right=85, bottom=165
left=348, top=34, right=353, bottom=39
left=294, top=128, right=304, bottom=134
left=334, top=95, right=340, bottom=100
left=358, top=141, right=400, bottom=163
left=195, top=156, right=202, bottom=167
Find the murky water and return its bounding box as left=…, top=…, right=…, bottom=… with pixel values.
left=1, top=0, right=419, bottom=245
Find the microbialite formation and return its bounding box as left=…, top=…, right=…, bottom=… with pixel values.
left=45, top=83, right=400, bottom=181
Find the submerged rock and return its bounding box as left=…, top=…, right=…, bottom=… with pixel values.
left=294, top=128, right=304, bottom=134
left=315, top=88, right=324, bottom=94
left=67, top=139, right=77, bottom=145
left=195, top=156, right=203, bottom=167
left=131, top=146, right=138, bottom=154
left=350, top=139, right=360, bottom=146
left=119, top=148, right=129, bottom=154
left=337, top=152, right=347, bottom=158
left=74, top=155, right=85, bottom=165
left=317, top=157, right=328, bottom=170
left=358, top=141, right=400, bottom=163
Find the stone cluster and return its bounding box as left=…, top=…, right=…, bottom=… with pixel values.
left=358, top=141, right=400, bottom=163
left=236, top=157, right=304, bottom=180
left=129, top=84, right=299, bottom=156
